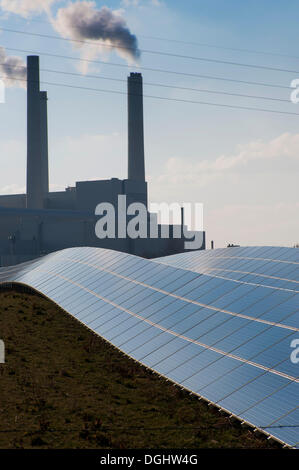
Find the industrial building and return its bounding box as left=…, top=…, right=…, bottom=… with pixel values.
left=0, top=56, right=205, bottom=266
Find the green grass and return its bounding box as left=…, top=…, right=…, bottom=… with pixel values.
left=0, top=289, right=279, bottom=449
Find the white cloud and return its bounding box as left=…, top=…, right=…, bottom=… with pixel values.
left=0, top=183, right=25, bottom=194
left=0, top=0, right=58, bottom=18
left=48, top=183, right=66, bottom=192
left=156, top=132, right=299, bottom=189
left=148, top=132, right=299, bottom=247
left=206, top=202, right=299, bottom=248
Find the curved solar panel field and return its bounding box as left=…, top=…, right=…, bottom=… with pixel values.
left=0, top=246, right=298, bottom=448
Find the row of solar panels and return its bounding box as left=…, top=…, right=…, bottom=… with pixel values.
left=0, top=246, right=298, bottom=448
left=156, top=246, right=299, bottom=291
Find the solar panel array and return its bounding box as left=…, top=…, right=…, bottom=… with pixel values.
left=0, top=246, right=298, bottom=448
left=156, top=246, right=299, bottom=291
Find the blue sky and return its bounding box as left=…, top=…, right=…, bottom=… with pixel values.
left=0, top=0, right=298, bottom=248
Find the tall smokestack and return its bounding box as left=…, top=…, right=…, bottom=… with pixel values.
left=40, top=91, right=49, bottom=195
left=27, top=56, right=43, bottom=209
left=128, top=72, right=145, bottom=181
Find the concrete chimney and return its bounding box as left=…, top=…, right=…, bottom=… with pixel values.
left=26, top=56, right=43, bottom=209
left=128, top=73, right=145, bottom=181
left=40, top=91, right=49, bottom=196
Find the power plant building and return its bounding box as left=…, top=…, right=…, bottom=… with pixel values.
left=0, top=57, right=205, bottom=266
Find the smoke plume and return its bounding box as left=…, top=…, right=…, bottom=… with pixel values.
left=52, top=1, right=140, bottom=71
left=0, top=47, right=26, bottom=88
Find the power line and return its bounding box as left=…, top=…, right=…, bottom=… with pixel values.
left=1, top=62, right=291, bottom=104
left=2, top=45, right=292, bottom=91
left=43, top=68, right=291, bottom=104
left=3, top=74, right=299, bottom=117
left=2, top=27, right=299, bottom=74
left=140, top=35, right=299, bottom=61
left=9, top=18, right=299, bottom=61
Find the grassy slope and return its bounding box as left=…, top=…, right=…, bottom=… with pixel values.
left=0, top=289, right=279, bottom=449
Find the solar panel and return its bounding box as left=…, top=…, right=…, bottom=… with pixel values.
left=155, top=246, right=299, bottom=291
left=0, top=246, right=298, bottom=448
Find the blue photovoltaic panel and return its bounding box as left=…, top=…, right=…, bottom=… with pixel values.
left=156, top=246, right=299, bottom=291
left=0, top=246, right=298, bottom=448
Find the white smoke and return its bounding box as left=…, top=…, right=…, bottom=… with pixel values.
left=0, top=0, right=58, bottom=18
left=51, top=1, right=140, bottom=73
left=0, top=47, right=26, bottom=88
